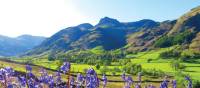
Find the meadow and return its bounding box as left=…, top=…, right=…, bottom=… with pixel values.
left=0, top=47, right=196, bottom=87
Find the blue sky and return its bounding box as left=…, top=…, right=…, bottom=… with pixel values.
left=72, top=0, right=200, bottom=22
left=0, top=0, right=199, bottom=37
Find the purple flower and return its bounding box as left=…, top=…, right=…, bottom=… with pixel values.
left=86, top=68, right=95, bottom=75
left=48, top=75, right=54, bottom=88
left=54, top=72, right=62, bottom=85
left=121, top=72, right=126, bottom=81
left=85, top=68, right=99, bottom=88
left=70, top=76, right=75, bottom=87
left=60, top=62, right=71, bottom=74
left=76, top=73, right=84, bottom=87
left=26, top=65, right=32, bottom=72
left=126, top=76, right=134, bottom=87
left=185, top=76, right=192, bottom=88
left=27, top=72, right=35, bottom=78
left=102, top=74, right=107, bottom=88
left=7, top=82, right=14, bottom=88
left=27, top=78, right=35, bottom=88
left=4, top=67, right=15, bottom=76
left=17, top=76, right=26, bottom=87
left=0, top=68, right=6, bottom=80
left=160, top=80, right=168, bottom=88
left=135, top=83, right=141, bottom=88
left=172, top=80, right=176, bottom=88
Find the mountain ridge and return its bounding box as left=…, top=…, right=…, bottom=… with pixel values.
left=0, top=34, right=46, bottom=56
left=17, top=6, right=200, bottom=56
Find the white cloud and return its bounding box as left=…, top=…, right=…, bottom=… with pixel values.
left=0, top=0, right=91, bottom=37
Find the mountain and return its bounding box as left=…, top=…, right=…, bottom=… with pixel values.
left=95, top=17, right=122, bottom=27
left=126, top=20, right=176, bottom=52
left=25, top=6, right=200, bottom=56
left=0, top=35, right=46, bottom=56
left=26, top=17, right=160, bottom=55
left=25, top=23, right=93, bottom=55
left=153, top=6, right=200, bottom=52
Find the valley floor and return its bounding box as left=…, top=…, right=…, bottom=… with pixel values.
left=0, top=48, right=199, bottom=87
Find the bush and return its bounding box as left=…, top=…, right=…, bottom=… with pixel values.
left=147, top=58, right=153, bottom=63
left=113, top=67, right=121, bottom=72
left=122, top=62, right=142, bottom=75
left=95, top=64, right=101, bottom=70
left=194, top=81, right=200, bottom=88
left=170, top=60, right=186, bottom=71
left=160, top=49, right=181, bottom=59
left=119, top=59, right=131, bottom=66
left=143, top=69, right=166, bottom=77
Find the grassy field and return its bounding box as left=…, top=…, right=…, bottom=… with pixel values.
left=12, top=47, right=200, bottom=81
left=0, top=60, right=166, bottom=88
left=4, top=47, right=200, bottom=87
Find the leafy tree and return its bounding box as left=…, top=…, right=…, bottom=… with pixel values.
left=48, top=51, right=56, bottom=61
left=147, top=58, right=153, bottom=63
left=193, top=81, right=200, bottom=88
left=170, top=60, right=185, bottom=71
left=135, top=64, right=142, bottom=73
left=160, top=49, right=181, bottom=59
left=95, top=64, right=101, bottom=70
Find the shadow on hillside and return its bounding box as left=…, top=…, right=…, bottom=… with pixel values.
left=184, top=70, right=196, bottom=72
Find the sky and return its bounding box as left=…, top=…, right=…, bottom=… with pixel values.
left=0, top=0, right=200, bottom=37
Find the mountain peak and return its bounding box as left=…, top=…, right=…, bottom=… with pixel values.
left=17, top=34, right=33, bottom=38
left=124, top=19, right=158, bottom=28
left=77, top=23, right=93, bottom=30
left=96, top=17, right=121, bottom=27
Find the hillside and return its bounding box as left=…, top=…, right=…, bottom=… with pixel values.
left=0, top=35, right=45, bottom=56
left=154, top=6, right=200, bottom=53
left=26, top=17, right=159, bottom=55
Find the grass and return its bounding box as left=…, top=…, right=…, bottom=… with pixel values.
left=128, top=47, right=200, bottom=81
left=12, top=47, right=200, bottom=82
left=6, top=46, right=200, bottom=87
left=0, top=60, right=166, bottom=88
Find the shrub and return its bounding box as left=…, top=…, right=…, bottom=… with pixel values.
left=147, top=58, right=153, bottom=63
left=159, top=49, right=181, bottom=59
left=193, top=81, right=200, bottom=88
left=95, top=64, right=101, bottom=70
left=143, top=69, right=166, bottom=77
left=170, top=60, right=186, bottom=71
left=113, top=67, right=121, bottom=72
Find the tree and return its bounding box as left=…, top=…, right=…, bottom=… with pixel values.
left=171, top=60, right=185, bottom=71
left=95, top=64, right=101, bottom=70
left=48, top=51, right=56, bottom=61
left=135, top=64, right=142, bottom=73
